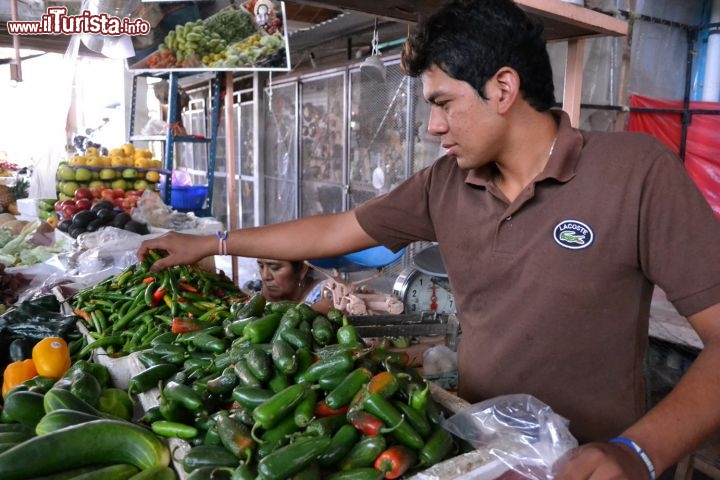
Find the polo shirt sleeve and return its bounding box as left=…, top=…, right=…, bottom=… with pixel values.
left=639, top=140, right=720, bottom=317
left=355, top=165, right=438, bottom=252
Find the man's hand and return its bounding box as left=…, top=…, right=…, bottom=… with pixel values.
left=137, top=231, right=215, bottom=272
left=553, top=442, right=650, bottom=479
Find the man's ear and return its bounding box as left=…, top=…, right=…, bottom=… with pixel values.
left=493, top=67, right=520, bottom=114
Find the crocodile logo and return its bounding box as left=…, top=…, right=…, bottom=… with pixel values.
left=554, top=220, right=594, bottom=250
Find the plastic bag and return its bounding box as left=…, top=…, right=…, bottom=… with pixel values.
left=132, top=189, right=199, bottom=231
left=443, top=394, right=578, bottom=480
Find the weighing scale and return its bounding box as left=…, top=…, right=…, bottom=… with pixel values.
left=309, top=244, right=458, bottom=345
left=393, top=243, right=455, bottom=315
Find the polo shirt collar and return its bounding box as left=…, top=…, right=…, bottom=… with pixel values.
left=465, top=109, right=584, bottom=187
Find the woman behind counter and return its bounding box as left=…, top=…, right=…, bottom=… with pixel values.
left=255, top=259, right=331, bottom=313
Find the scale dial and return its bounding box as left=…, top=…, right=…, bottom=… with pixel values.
left=393, top=267, right=455, bottom=314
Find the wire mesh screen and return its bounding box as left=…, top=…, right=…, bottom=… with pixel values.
left=299, top=73, right=346, bottom=216
left=349, top=61, right=408, bottom=208
left=264, top=82, right=298, bottom=224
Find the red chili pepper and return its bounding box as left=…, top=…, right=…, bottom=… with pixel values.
left=141, top=276, right=155, bottom=284
left=315, top=401, right=349, bottom=417
left=178, top=282, right=199, bottom=293
left=348, top=410, right=386, bottom=436
left=374, top=445, right=417, bottom=479
left=171, top=317, right=203, bottom=334
left=367, top=371, right=400, bottom=398
left=152, top=288, right=168, bottom=307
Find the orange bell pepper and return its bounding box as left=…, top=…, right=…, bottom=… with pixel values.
left=32, top=337, right=71, bottom=379
left=2, top=359, right=38, bottom=397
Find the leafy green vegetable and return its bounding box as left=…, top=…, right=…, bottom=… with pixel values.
left=204, top=8, right=257, bottom=44
left=0, top=228, right=13, bottom=249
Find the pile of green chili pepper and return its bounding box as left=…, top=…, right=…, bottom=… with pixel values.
left=70, top=249, right=246, bottom=358
left=126, top=294, right=461, bottom=479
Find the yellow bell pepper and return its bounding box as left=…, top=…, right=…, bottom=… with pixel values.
left=32, top=337, right=71, bottom=379
left=2, top=359, right=38, bottom=397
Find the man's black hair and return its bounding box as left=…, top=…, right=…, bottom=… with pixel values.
left=402, top=0, right=556, bottom=111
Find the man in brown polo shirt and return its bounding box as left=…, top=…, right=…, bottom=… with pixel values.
left=139, top=0, right=720, bottom=477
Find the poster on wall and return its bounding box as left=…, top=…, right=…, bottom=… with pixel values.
left=128, top=0, right=290, bottom=72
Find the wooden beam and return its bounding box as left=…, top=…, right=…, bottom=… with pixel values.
left=284, top=0, right=628, bottom=41
left=224, top=72, right=239, bottom=284
left=563, top=38, right=585, bottom=127
left=516, top=0, right=628, bottom=39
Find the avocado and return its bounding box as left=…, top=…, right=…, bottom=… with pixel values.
left=57, top=219, right=72, bottom=233
left=91, top=200, right=114, bottom=213
left=124, top=220, right=149, bottom=235
left=69, top=226, right=86, bottom=238
left=96, top=208, right=116, bottom=223
left=111, top=212, right=132, bottom=229
left=71, top=210, right=96, bottom=229
left=85, top=218, right=105, bottom=232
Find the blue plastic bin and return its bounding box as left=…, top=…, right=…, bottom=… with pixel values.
left=161, top=184, right=208, bottom=210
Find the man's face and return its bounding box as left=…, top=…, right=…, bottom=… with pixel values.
left=422, top=65, right=503, bottom=169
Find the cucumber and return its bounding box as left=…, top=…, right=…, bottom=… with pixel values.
left=0, top=419, right=170, bottom=479
left=2, top=390, right=46, bottom=427
left=0, top=422, right=33, bottom=432
left=43, top=387, right=105, bottom=416
left=0, top=442, right=21, bottom=454
left=35, top=409, right=102, bottom=436
left=69, top=463, right=140, bottom=480
left=0, top=430, right=34, bottom=443
left=24, top=465, right=103, bottom=479
left=127, top=466, right=177, bottom=480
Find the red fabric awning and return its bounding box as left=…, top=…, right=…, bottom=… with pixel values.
left=628, top=94, right=720, bottom=218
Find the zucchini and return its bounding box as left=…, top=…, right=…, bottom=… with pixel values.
left=0, top=419, right=170, bottom=479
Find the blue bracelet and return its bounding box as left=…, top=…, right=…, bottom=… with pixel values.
left=608, top=437, right=656, bottom=480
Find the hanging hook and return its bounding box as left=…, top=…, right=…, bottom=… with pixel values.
left=371, top=17, right=380, bottom=56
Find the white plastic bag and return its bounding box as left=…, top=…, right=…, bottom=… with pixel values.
left=443, top=394, right=578, bottom=480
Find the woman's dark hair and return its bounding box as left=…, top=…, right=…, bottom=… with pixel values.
left=290, top=261, right=315, bottom=281
left=401, top=0, right=555, bottom=111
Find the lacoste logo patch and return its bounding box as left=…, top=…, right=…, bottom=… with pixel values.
left=553, top=219, right=594, bottom=250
